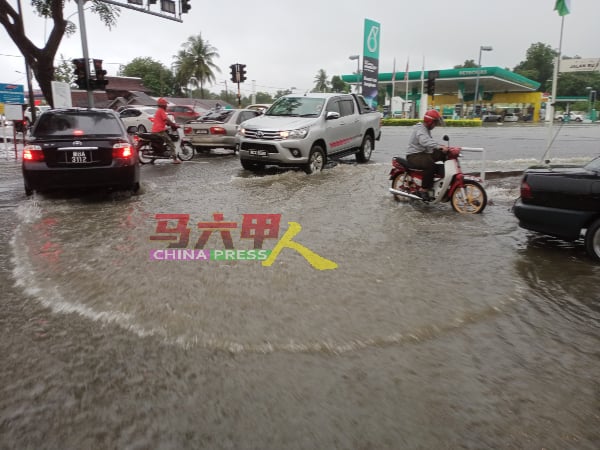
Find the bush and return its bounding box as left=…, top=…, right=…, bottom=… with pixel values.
left=382, top=118, right=482, bottom=127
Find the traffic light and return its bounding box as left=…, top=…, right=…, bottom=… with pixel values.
left=239, top=64, right=247, bottom=83
left=229, top=64, right=238, bottom=83
left=180, top=0, right=191, bottom=13
left=92, top=59, right=109, bottom=90
left=72, top=58, right=88, bottom=90
left=426, top=78, right=436, bottom=96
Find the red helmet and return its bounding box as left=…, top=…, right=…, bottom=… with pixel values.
left=157, top=97, right=168, bottom=107
left=423, top=109, right=443, bottom=128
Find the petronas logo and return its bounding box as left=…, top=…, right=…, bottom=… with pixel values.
left=367, top=25, right=379, bottom=53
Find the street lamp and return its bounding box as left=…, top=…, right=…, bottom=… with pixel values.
left=473, top=45, right=493, bottom=117
left=349, top=54, right=360, bottom=93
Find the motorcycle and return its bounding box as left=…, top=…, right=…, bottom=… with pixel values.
left=132, top=126, right=195, bottom=164
left=389, top=135, right=488, bottom=214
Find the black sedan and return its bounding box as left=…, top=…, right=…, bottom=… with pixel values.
left=22, top=108, right=140, bottom=196
left=513, top=156, right=600, bottom=261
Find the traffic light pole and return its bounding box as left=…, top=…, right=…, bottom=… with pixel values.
left=77, top=0, right=94, bottom=107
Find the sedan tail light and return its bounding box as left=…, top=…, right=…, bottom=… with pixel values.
left=183, top=126, right=193, bottom=135
left=210, top=126, right=226, bottom=135
left=23, top=145, right=44, bottom=161
left=520, top=179, right=532, bottom=199
left=112, top=143, right=133, bottom=159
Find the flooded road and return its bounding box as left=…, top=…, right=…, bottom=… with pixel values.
left=1, top=125, right=599, bottom=448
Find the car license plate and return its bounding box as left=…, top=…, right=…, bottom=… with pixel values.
left=249, top=149, right=268, bottom=156
left=68, top=150, right=90, bottom=163
left=195, top=129, right=209, bottom=134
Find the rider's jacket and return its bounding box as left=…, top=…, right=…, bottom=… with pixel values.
left=151, top=107, right=169, bottom=133
left=406, top=122, right=440, bottom=156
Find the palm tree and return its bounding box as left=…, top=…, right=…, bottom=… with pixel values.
left=313, top=69, right=329, bottom=93
left=173, top=34, right=221, bottom=98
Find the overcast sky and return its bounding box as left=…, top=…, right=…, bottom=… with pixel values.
left=1, top=0, right=599, bottom=97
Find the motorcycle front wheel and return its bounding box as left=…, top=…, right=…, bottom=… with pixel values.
left=138, top=145, right=154, bottom=165
left=451, top=180, right=487, bottom=214
left=391, top=173, right=412, bottom=202
left=178, top=143, right=195, bottom=161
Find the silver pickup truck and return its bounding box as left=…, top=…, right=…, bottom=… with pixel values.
left=237, top=93, right=382, bottom=173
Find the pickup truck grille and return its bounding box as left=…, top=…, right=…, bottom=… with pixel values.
left=242, top=129, right=281, bottom=140
left=240, top=142, right=279, bottom=153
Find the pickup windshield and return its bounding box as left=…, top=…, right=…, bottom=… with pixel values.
left=584, top=156, right=600, bottom=172
left=266, top=97, right=325, bottom=117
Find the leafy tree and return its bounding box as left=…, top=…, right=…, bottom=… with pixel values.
left=513, top=42, right=557, bottom=92
left=173, top=34, right=220, bottom=99
left=0, top=0, right=119, bottom=106
left=273, top=89, right=293, bottom=100
left=313, top=69, right=329, bottom=93
left=119, top=57, right=174, bottom=96
left=253, top=92, right=274, bottom=104
left=53, top=54, right=75, bottom=86
left=555, top=71, right=600, bottom=97
left=331, top=75, right=349, bottom=93
left=454, top=59, right=477, bottom=69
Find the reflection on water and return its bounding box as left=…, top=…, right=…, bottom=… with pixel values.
left=11, top=163, right=530, bottom=354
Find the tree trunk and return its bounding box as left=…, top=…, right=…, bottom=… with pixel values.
left=0, top=0, right=67, bottom=107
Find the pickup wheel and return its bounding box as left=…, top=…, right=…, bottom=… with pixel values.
left=356, top=134, right=374, bottom=163
left=304, top=145, right=325, bottom=174
left=584, top=219, right=600, bottom=261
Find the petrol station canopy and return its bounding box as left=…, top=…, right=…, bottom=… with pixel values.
left=341, top=66, right=541, bottom=97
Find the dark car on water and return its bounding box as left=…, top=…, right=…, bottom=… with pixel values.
left=22, top=108, right=140, bottom=196
left=513, top=156, right=600, bottom=261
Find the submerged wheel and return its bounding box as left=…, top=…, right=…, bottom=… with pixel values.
left=178, top=143, right=195, bottom=161
left=138, top=145, right=154, bottom=165
left=356, top=134, right=374, bottom=163
left=304, top=145, right=325, bottom=174
left=391, top=173, right=411, bottom=203
left=450, top=180, right=487, bottom=214
left=24, top=181, right=33, bottom=196
left=584, top=218, right=600, bottom=262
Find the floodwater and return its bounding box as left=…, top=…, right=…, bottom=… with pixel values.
left=1, top=124, right=599, bottom=449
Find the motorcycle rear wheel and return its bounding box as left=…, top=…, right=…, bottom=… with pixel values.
left=178, top=143, right=195, bottom=161
left=451, top=180, right=487, bottom=214
left=391, top=173, right=412, bottom=202
left=138, top=145, right=154, bottom=165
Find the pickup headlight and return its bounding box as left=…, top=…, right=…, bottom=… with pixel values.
left=279, top=127, right=309, bottom=139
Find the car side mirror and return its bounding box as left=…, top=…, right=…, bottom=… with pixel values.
left=326, top=111, right=340, bottom=120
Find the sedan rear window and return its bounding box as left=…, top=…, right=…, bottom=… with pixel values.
left=34, top=111, right=124, bottom=138
left=200, top=110, right=234, bottom=122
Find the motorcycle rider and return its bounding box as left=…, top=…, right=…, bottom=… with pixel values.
left=406, top=109, right=448, bottom=201
left=152, top=97, right=181, bottom=164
